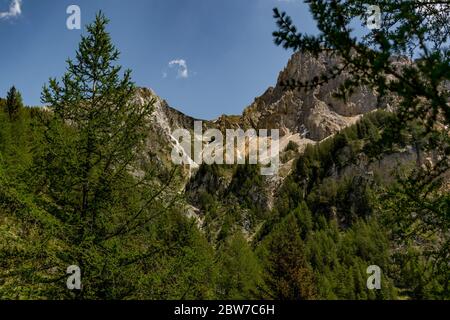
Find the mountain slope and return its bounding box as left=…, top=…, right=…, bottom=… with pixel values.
left=140, top=51, right=384, bottom=179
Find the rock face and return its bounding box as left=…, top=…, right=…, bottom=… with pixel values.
left=136, top=87, right=197, bottom=136
left=134, top=51, right=389, bottom=220
left=133, top=88, right=200, bottom=174
left=237, top=51, right=379, bottom=140
left=135, top=51, right=382, bottom=173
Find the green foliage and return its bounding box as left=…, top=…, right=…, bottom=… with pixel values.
left=257, top=210, right=317, bottom=300
left=5, top=86, right=23, bottom=121
left=273, top=0, right=450, bottom=299
left=215, top=232, right=262, bottom=299
left=1, top=1, right=448, bottom=300
left=285, top=140, right=299, bottom=152
left=276, top=111, right=394, bottom=219
left=379, top=166, right=450, bottom=298
left=250, top=110, right=405, bottom=300
left=31, top=13, right=162, bottom=298
left=255, top=200, right=396, bottom=300
left=307, top=175, right=373, bottom=225
left=228, top=163, right=265, bottom=214
left=0, top=13, right=217, bottom=300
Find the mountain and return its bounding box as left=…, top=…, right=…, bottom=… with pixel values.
left=134, top=87, right=199, bottom=173
left=140, top=51, right=383, bottom=177
left=0, top=52, right=443, bottom=300
left=217, top=52, right=380, bottom=139
left=128, top=51, right=404, bottom=242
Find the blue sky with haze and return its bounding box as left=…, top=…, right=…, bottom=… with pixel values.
left=0, top=0, right=318, bottom=119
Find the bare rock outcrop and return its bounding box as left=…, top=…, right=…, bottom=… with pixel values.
left=238, top=51, right=379, bottom=140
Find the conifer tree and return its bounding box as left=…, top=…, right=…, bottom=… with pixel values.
left=258, top=212, right=317, bottom=300
left=33, top=12, right=177, bottom=298
left=5, top=86, right=23, bottom=120
left=216, top=232, right=262, bottom=299
left=272, top=1, right=449, bottom=298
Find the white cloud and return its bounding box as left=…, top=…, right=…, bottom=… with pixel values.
left=0, top=0, right=22, bottom=20
left=168, top=59, right=189, bottom=79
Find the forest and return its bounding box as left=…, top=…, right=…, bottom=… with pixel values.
left=0, top=0, right=449, bottom=300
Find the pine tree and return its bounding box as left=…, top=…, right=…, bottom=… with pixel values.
left=31, top=12, right=178, bottom=298
left=272, top=1, right=450, bottom=299
left=5, top=86, right=23, bottom=120
left=258, top=212, right=317, bottom=300
left=216, top=232, right=262, bottom=299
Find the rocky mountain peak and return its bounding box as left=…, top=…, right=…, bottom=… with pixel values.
left=240, top=51, right=379, bottom=140
left=138, top=51, right=382, bottom=144
left=135, top=51, right=386, bottom=177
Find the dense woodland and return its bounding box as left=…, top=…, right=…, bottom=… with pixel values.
left=1, top=1, right=449, bottom=300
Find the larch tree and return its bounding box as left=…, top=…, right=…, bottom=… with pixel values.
left=272, top=0, right=449, bottom=298
left=33, top=12, right=177, bottom=298
left=6, top=86, right=23, bottom=120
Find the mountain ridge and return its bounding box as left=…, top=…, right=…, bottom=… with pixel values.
left=139, top=51, right=384, bottom=177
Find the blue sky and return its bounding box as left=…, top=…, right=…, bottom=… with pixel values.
left=0, top=0, right=318, bottom=119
